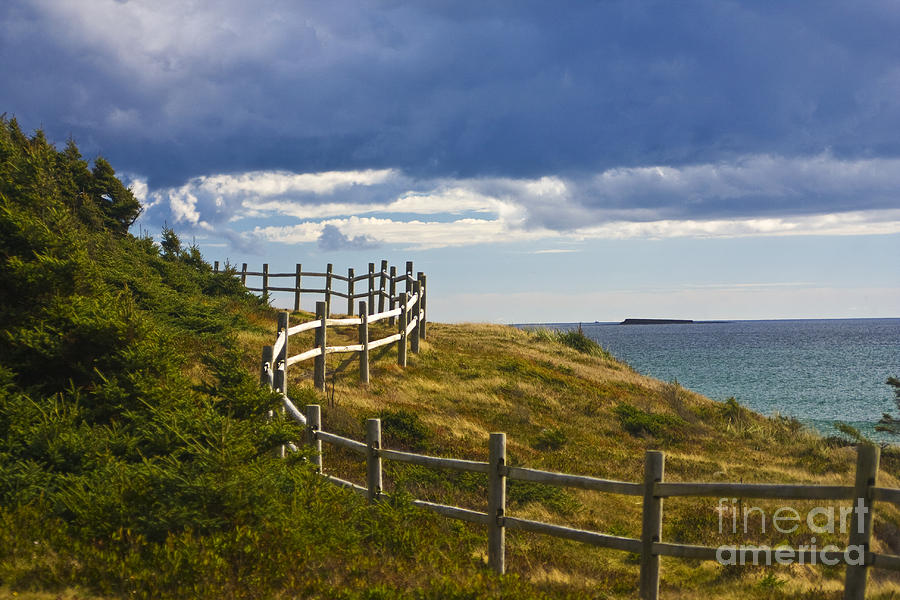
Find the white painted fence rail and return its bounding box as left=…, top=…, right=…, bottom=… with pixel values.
left=256, top=262, right=427, bottom=399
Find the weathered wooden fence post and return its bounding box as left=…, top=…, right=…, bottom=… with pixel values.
left=293, top=263, right=302, bottom=312
left=398, top=291, right=408, bottom=367
left=314, top=302, right=327, bottom=392
left=260, top=345, right=274, bottom=389
left=305, top=404, right=322, bottom=473
left=368, top=262, right=375, bottom=315
left=241, top=263, right=248, bottom=286
left=388, top=266, right=397, bottom=326
left=640, top=451, right=665, bottom=600
left=274, top=311, right=289, bottom=394
left=378, top=259, right=387, bottom=313
left=262, top=263, right=269, bottom=298
left=359, top=301, right=369, bottom=384
left=843, top=444, right=880, bottom=600
left=347, top=268, right=355, bottom=315
left=488, top=432, right=507, bottom=574
left=366, top=418, right=382, bottom=503
left=325, top=263, right=333, bottom=317
left=411, top=280, right=421, bottom=354
left=405, top=261, right=413, bottom=295
left=418, top=272, right=427, bottom=341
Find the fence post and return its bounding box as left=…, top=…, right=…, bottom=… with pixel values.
left=274, top=311, right=289, bottom=394
left=347, top=268, right=355, bottom=315
left=260, top=345, right=274, bottom=389
left=314, top=302, right=327, bottom=392
left=398, top=292, right=408, bottom=367
left=262, top=263, right=269, bottom=298
left=405, top=261, right=413, bottom=295
left=488, top=432, right=507, bottom=574
left=294, top=263, right=302, bottom=312
left=378, top=259, right=387, bottom=313
left=418, top=272, right=427, bottom=341
left=305, top=404, right=322, bottom=474
left=366, top=418, right=382, bottom=503
left=325, top=263, right=333, bottom=317
left=640, top=451, right=665, bottom=600
left=411, top=280, right=421, bottom=354
left=359, top=301, right=369, bottom=384
left=274, top=313, right=288, bottom=459
left=843, top=444, right=880, bottom=600
left=241, top=263, right=247, bottom=286
left=389, top=266, right=397, bottom=326
left=368, top=262, right=375, bottom=315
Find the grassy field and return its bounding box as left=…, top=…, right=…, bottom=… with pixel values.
left=267, top=309, right=900, bottom=599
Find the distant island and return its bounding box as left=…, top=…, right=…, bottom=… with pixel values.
left=620, top=318, right=694, bottom=325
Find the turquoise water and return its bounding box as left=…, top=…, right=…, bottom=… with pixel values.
left=541, top=319, right=900, bottom=441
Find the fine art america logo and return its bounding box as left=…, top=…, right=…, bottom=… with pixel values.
left=714, top=497, right=867, bottom=566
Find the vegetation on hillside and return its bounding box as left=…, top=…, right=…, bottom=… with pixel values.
left=1, top=116, right=897, bottom=598
left=0, top=118, right=551, bottom=599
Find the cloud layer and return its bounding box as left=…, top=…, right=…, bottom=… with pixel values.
left=137, top=153, right=900, bottom=249
left=5, top=0, right=900, bottom=190
left=317, top=224, right=379, bottom=251
left=4, top=1, right=900, bottom=254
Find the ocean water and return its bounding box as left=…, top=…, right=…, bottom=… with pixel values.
left=539, top=319, right=900, bottom=441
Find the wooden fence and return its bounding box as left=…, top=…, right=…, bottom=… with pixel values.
left=288, top=405, right=899, bottom=600
left=254, top=262, right=426, bottom=426
left=216, top=259, right=423, bottom=319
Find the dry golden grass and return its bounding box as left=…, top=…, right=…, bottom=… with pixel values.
left=248, top=311, right=900, bottom=598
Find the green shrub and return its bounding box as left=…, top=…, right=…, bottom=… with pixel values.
left=377, top=409, right=431, bottom=450
left=614, top=403, right=686, bottom=440
left=532, top=427, right=567, bottom=451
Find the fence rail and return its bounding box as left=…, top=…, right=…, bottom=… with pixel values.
left=255, top=261, right=428, bottom=423
left=216, top=258, right=422, bottom=318
left=282, top=404, right=898, bottom=600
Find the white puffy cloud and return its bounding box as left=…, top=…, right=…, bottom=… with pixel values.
left=204, top=169, right=396, bottom=197
left=252, top=215, right=544, bottom=250
left=141, top=152, right=900, bottom=249
left=573, top=210, right=900, bottom=240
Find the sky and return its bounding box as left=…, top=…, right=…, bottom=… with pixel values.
left=2, top=0, right=899, bottom=322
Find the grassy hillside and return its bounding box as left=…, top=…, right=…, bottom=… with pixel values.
left=270, top=315, right=900, bottom=598
left=274, top=316, right=900, bottom=599
left=1, top=116, right=897, bottom=599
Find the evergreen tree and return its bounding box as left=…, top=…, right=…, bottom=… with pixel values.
left=90, top=156, right=142, bottom=233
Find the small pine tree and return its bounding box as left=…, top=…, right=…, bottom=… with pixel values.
left=160, top=225, right=182, bottom=260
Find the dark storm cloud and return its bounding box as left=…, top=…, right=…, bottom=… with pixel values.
left=3, top=0, right=900, bottom=221
left=317, top=224, right=379, bottom=251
